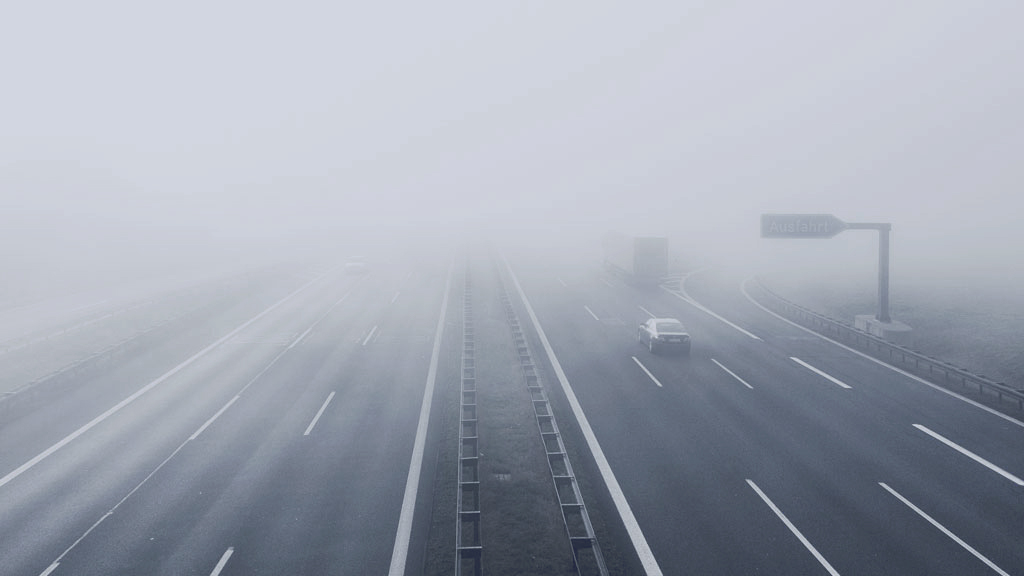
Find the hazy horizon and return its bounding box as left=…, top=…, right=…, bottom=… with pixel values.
left=3, top=1, right=1022, bottom=290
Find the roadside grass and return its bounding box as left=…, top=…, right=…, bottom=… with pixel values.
left=474, top=260, right=578, bottom=576
left=763, top=275, right=1024, bottom=391
left=422, top=259, right=577, bottom=576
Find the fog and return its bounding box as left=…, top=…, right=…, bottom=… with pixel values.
left=2, top=1, right=1022, bottom=297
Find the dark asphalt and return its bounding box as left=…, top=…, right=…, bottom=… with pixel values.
left=1, top=248, right=1021, bottom=576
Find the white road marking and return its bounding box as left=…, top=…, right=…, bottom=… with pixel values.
left=583, top=305, right=600, bottom=321
left=36, top=281, right=343, bottom=571
left=790, top=357, right=852, bottom=389
left=388, top=260, right=452, bottom=576
left=638, top=305, right=656, bottom=318
left=913, top=424, right=1024, bottom=486
left=305, top=392, right=336, bottom=436
left=190, top=396, right=240, bottom=441
left=209, top=547, right=234, bottom=576
left=506, top=257, right=663, bottom=576
left=747, top=479, right=841, bottom=576
left=557, top=277, right=568, bottom=288
left=741, top=277, right=1024, bottom=429
left=362, top=325, right=378, bottom=346
left=391, top=291, right=401, bottom=304
left=631, top=356, right=664, bottom=388
left=880, top=482, right=1011, bottom=576
left=711, top=359, right=754, bottom=389
left=600, top=277, right=615, bottom=288
left=39, top=562, right=59, bottom=576
left=0, top=273, right=326, bottom=491
left=661, top=286, right=762, bottom=341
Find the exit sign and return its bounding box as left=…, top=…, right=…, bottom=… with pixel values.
left=761, top=214, right=848, bottom=239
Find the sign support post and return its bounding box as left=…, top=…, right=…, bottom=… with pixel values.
left=846, top=222, right=892, bottom=322
left=762, top=214, right=893, bottom=324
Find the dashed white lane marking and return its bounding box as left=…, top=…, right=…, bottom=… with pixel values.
left=913, top=424, right=1024, bottom=486
left=362, top=325, right=378, bottom=346
left=631, top=356, right=664, bottom=388
left=0, top=273, right=327, bottom=491
left=747, top=479, right=841, bottom=576
left=583, top=305, right=600, bottom=322
left=391, top=291, right=401, bottom=304
left=600, top=277, right=615, bottom=288
left=190, top=396, right=240, bottom=441
left=209, top=547, right=234, bottom=576
left=305, top=392, right=336, bottom=436
left=557, top=277, right=568, bottom=288
left=33, top=275, right=352, bottom=574
left=661, top=286, right=762, bottom=341
left=880, top=482, right=1011, bottom=576
left=790, top=357, right=852, bottom=389
left=387, top=260, right=452, bottom=576
left=711, top=359, right=754, bottom=390
left=638, top=305, right=656, bottom=318
left=741, top=277, right=1024, bottom=430
left=506, top=257, right=663, bottom=576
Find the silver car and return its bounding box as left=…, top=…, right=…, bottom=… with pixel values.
left=638, top=318, right=691, bottom=355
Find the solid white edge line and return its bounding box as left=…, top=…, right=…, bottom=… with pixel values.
left=209, top=547, right=235, bottom=576
left=39, top=562, right=59, bottom=576
left=746, top=479, right=842, bottom=576
left=711, top=358, right=754, bottom=389
left=584, top=305, right=600, bottom=322
left=387, top=260, right=452, bottom=576
left=638, top=305, right=656, bottom=318
left=362, top=325, right=378, bottom=346
left=304, top=391, right=336, bottom=436
left=879, top=482, right=1011, bottom=576
left=190, top=396, right=240, bottom=441
left=740, top=277, right=1024, bottom=429
left=506, top=256, right=664, bottom=576
left=660, top=285, right=762, bottom=341
left=631, top=356, right=664, bottom=388
left=790, top=357, right=853, bottom=389
left=913, top=424, right=1024, bottom=486
left=38, top=277, right=349, bottom=572
left=0, top=272, right=326, bottom=491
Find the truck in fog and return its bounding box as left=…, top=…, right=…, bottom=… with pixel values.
left=602, top=232, right=669, bottom=286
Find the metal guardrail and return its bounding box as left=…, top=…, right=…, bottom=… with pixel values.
left=749, top=277, right=1024, bottom=411
left=456, top=267, right=483, bottom=576
left=498, top=268, right=609, bottom=576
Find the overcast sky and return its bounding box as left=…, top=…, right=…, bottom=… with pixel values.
left=1, top=1, right=1022, bottom=278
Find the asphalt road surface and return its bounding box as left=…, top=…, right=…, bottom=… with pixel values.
left=2, top=247, right=1021, bottom=575
left=505, top=252, right=1023, bottom=576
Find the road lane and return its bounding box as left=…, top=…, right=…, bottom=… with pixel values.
left=505, top=252, right=1024, bottom=575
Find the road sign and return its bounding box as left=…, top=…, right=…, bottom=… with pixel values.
left=761, top=213, right=847, bottom=239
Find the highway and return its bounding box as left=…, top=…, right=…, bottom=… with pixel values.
left=507, top=254, right=1024, bottom=576
left=1, top=246, right=1022, bottom=575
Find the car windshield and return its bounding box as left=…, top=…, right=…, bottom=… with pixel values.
left=656, top=321, right=685, bottom=333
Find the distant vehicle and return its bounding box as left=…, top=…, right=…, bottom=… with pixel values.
left=343, top=257, right=369, bottom=275
left=602, top=233, right=668, bottom=286
left=638, top=318, right=691, bottom=355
